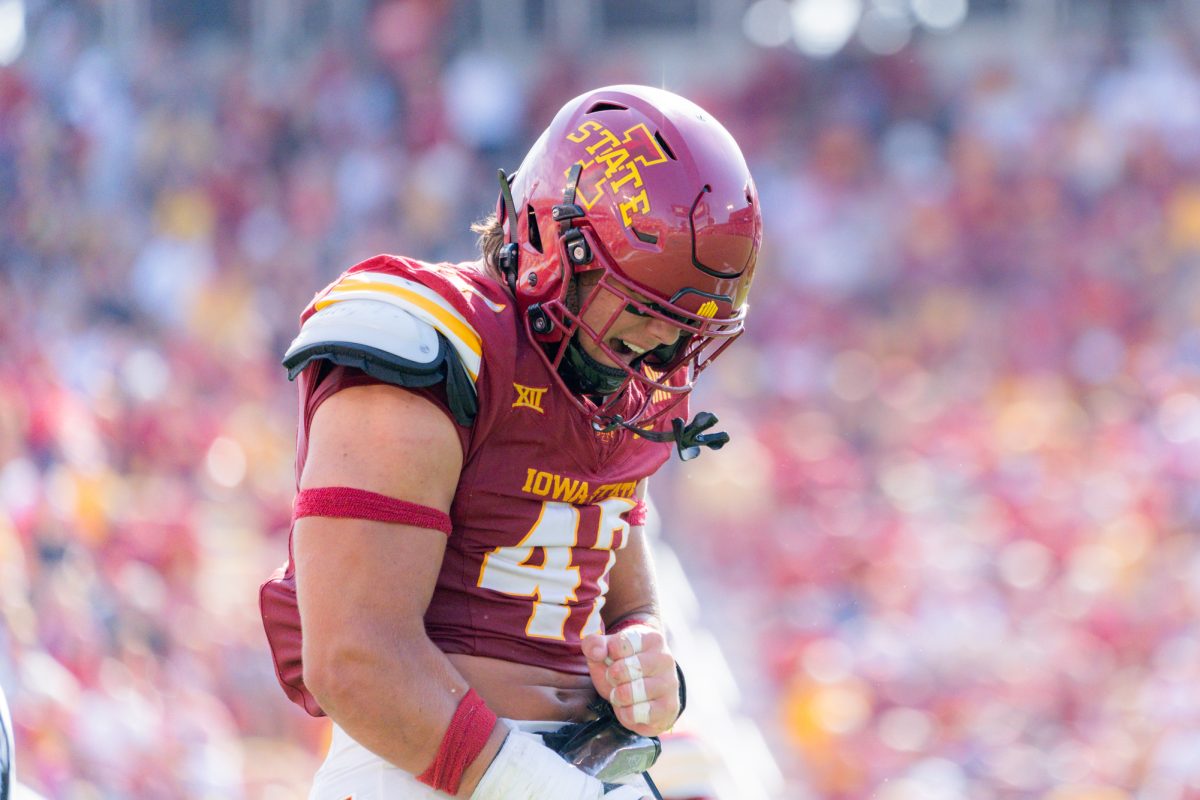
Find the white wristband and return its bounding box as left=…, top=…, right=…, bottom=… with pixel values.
left=471, top=726, right=643, bottom=799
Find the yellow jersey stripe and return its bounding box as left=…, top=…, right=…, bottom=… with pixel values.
left=313, top=273, right=482, bottom=379
left=319, top=282, right=482, bottom=357
left=322, top=274, right=481, bottom=354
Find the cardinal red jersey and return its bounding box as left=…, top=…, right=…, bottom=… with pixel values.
left=261, top=254, right=682, bottom=714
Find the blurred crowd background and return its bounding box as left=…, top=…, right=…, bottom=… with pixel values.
left=3, top=0, right=1200, bottom=797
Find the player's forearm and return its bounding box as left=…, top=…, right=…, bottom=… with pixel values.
left=305, top=625, right=502, bottom=785
left=306, top=634, right=639, bottom=799
left=601, top=527, right=663, bottom=631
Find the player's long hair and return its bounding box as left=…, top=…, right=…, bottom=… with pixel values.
left=471, top=213, right=504, bottom=281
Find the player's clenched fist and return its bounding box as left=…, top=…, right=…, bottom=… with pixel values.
left=582, top=624, right=681, bottom=736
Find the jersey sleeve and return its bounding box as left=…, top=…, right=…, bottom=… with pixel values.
left=304, top=364, right=472, bottom=456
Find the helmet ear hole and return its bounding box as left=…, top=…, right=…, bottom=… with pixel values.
left=526, top=205, right=543, bottom=254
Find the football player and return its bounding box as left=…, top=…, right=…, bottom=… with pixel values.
left=261, top=84, right=761, bottom=799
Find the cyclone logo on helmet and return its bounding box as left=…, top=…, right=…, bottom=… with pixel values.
left=567, top=120, right=671, bottom=231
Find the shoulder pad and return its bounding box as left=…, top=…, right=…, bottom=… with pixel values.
left=312, top=270, right=483, bottom=379
left=283, top=297, right=478, bottom=426
left=285, top=299, right=441, bottom=377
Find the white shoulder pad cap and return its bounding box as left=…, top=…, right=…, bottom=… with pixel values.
left=284, top=298, right=441, bottom=375
left=282, top=294, right=481, bottom=427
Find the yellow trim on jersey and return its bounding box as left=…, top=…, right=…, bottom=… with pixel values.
left=313, top=271, right=483, bottom=380
left=319, top=274, right=481, bottom=356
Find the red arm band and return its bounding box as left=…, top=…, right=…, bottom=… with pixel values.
left=293, top=487, right=452, bottom=535
left=626, top=500, right=648, bottom=527
left=416, top=688, right=498, bottom=794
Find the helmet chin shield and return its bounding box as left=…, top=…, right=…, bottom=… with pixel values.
left=500, top=85, right=761, bottom=425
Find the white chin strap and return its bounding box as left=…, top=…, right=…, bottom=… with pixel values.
left=471, top=726, right=646, bottom=800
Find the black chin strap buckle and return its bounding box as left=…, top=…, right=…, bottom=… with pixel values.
left=553, top=162, right=586, bottom=230
left=598, top=411, right=729, bottom=461
left=554, top=163, right=591, bottom=266
left=498, top=242, right=519, bottom=292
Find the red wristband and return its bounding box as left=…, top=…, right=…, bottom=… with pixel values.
left=416, top=689, right=498, bottom=794
left=293, top=487, right=452, bottom=535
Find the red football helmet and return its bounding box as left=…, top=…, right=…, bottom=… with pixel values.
left=497, top=84, right=761, bottom=431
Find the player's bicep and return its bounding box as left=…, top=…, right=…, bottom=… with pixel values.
left=301, top=382, right=463, bottom=506
left=295, top=384, right=463, bottom=645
